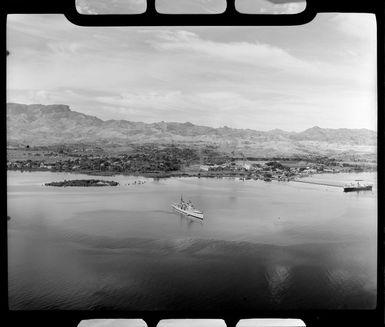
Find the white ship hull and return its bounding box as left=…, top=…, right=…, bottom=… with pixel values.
left=172, top=204, right=204, bottom=220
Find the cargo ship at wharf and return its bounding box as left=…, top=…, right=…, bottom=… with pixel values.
left=343, top=180, right=373, bottom=192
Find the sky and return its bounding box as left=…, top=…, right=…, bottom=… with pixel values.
left=7, top=13, right=377, bottom=131
left=75, top=0, right=306, bottom=15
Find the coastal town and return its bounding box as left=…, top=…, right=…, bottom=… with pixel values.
left=7, top=143, right=376, bottom=181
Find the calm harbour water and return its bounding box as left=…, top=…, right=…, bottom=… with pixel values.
left=7, top=171, right=377, bottom=311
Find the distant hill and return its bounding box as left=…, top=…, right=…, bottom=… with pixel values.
left=7, top=103, right=377, bottom=159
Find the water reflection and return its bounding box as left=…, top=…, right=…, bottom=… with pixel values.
left=264, top=265, right=292, bottom=304
left=178, top=212, right=203, bottom=230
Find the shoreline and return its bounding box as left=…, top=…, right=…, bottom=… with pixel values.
left=7, top=167, right=376, bottom=181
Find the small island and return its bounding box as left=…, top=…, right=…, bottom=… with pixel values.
left=45, top=179, right=119, bottom=187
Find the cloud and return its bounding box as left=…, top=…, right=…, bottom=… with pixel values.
left=74, top=0, right=305, bottom=14
left=150, top=30, right=310, bottom=72
left=332, top=13, right=376, bottom=41
left=77, top=89, right=281, bottom=128
left=236, top=0, right=306, bottom=14
left=96, top=91, right=185, bottom=112
left=7, top=82, right=376, bottom=132
left=76, top=0, right=146, bottom=14
left=149, top=28, right=373, bottom=89
left=7, top=14, right=377, bottom=131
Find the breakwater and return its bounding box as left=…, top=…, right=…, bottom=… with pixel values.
left=293, top=179, right=343, bottom=188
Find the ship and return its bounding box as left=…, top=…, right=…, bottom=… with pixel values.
left=343, top=180, right=373, bottom=192
left=172, top=195, right=204, bottom=220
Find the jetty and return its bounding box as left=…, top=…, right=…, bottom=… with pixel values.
left=292, top=179, right=342, bottom=188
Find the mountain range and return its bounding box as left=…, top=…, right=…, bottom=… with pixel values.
left=7, top=103, right=377, bottom=159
